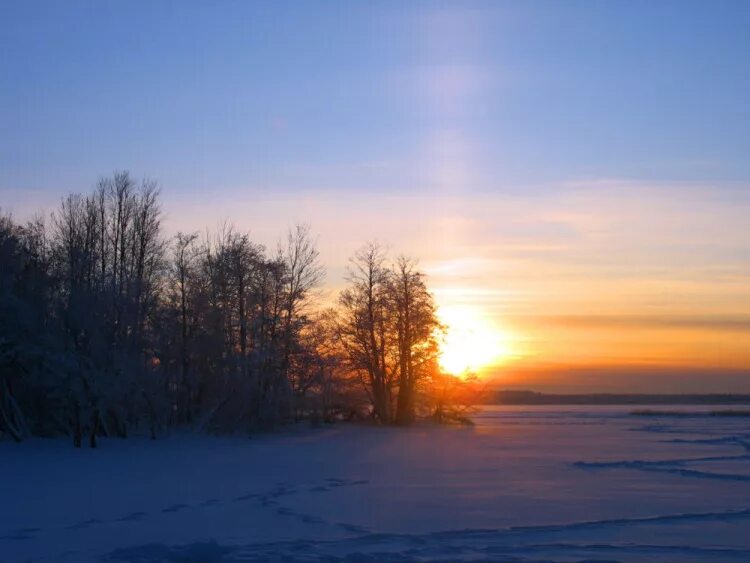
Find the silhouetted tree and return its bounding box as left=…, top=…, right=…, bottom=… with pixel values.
left=1, top=173, right=470, bottom=445
left=391, top=256, right=441, bottom=425
left=336, top=243, right=394, bottom=422
left=335, top=245, right=441, bottom=424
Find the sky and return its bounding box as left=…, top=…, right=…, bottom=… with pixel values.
left=2, top=1, right=749, bottom=391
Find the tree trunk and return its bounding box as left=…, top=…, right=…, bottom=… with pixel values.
left=73, top=404, right=82, bottom=448
left=0, top=401, right=23, bottom=443
left=89, top=410, right=100, bottom=448
left=0, top=379, right=28, bottom=442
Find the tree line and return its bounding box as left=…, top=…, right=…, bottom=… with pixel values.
left=0, top=172, right=480, bottom=446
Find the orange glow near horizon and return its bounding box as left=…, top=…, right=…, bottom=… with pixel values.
left=437, top=305, right=514, bottom=376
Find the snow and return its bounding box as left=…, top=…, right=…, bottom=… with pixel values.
left=2, top=405, right=750, bottom=562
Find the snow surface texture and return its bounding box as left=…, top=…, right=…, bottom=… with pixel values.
left=2, top=405, right=750, bottom=562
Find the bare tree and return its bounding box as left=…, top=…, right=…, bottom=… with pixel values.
left=390, top=256, right=441, bottom=425
left=169, top=231, right=200, bottom=421
left=336, top=243, right=394, bottom=422
left=280, top=224, right=324, bottom=417
left=335, top=247, right=441, bottom=425
left=0, top=172, right=468, bottom=445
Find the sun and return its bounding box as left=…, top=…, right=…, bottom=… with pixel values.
left=437, top=305, right=511, bottom=376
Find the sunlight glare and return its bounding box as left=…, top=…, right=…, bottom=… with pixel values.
left=437, top=305, right=510, bottom=376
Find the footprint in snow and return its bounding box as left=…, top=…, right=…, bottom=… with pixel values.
left=162, top=504, right=189, bottom=513
left=116, top=511, right=146, bottom=522
left=66, top=518, right=101, bottom=530
left=326, top=477, right=369, bottom=488
left=1, top=527, right=40, bottom=541
left=259, top=497, right=277, bottom=507
left=337, top=522, right=370, bottom=534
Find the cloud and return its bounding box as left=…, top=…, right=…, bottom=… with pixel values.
left=519, top=314, right=750, bottom=332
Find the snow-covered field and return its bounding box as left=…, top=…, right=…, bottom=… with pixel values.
left=3, top=405, right=750, bottom=562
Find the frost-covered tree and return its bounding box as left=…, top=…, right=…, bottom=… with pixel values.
left=1, top=172, right=466, bottom=446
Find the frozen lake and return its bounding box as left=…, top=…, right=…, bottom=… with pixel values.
left=2, top=405, right=750, bottom=561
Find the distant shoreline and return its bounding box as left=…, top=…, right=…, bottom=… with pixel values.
left=490, top=390, right=750, bottom=405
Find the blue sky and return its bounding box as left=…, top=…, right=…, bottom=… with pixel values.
left=2, top=1, right=749, bottom=195
left=2, top=1, right=750, bottom=388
